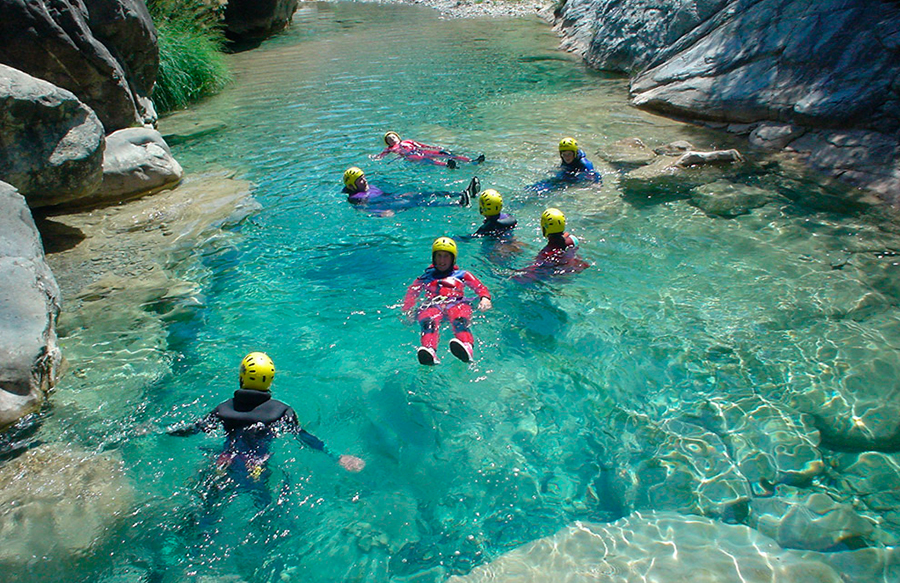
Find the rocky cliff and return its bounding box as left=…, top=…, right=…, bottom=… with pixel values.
left=554, top=0, right=900, bottom=203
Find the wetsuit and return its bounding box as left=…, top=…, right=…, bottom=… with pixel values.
left=403, top=265, right=491, bottom=351
left=343, top=184, right=462, bottom=215
left=170, top=389, right=330, bottom=486
left=528, top=149, right=602, bottom=194
left=376, top=139, right=474, bottom=167
left=516, top=232, right=589, bottom=282
left=473, top=213, right=517, bottom=239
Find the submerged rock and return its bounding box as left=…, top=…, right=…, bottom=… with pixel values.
left=751, top=490, right=876, bottom=552
left=0, top=444, right=132, bottom=563
left=0, top=181, right=61, bottom=429
left=447, top=511, right=849, bottom=583
left=693, top=397, right=824, bottom=493
left=689, top=180, right=774, bottom=217
left=612, top=416, right=751, bottom=521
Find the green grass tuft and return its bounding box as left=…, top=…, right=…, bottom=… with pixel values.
left=148, top=0, right=231, bottom=113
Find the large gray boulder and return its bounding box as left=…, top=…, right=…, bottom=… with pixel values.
left=96, top=127, right=183, bottom=205
left=554, top=0, right=900, bottom=202
left=224, top=0, right=299, bottom=42
left=0, top=0, right=158, bottom=132
left=0, top=181, right=61, bottom=429
left=0, top=64, right=105, bottom=208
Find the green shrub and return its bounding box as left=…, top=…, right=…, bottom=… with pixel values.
left=148, top=0, right=231, bottom=113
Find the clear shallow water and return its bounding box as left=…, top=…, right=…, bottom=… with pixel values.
left=12, top=2, right=900, bottom=582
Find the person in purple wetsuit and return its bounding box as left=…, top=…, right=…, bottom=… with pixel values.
left=342, top=166, right=478, bottom=217
left=374, top=131, right=485, bottom=169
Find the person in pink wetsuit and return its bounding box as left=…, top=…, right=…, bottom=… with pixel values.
left=375, top=131, right=485, bottom=169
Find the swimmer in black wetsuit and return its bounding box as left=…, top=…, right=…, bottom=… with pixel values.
left=472, top=188, right=517, bottom=239
left=168, top=352, right=365, bottom=493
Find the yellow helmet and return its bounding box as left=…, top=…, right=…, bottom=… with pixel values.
left=478, top=189, right=503, bottom=217
left=343, top=166, right=364, bottom=189
left=558, top=137, right=578, bottom=152
left=239, top=352, right=275, bottom=391
left=384, top=131, right=400, bottom=145
left=541, top=208, right=566, bottom=237
left=431, top=236, right=458, bottom=262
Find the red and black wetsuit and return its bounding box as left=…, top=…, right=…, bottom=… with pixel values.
left=516, top=232, right=589, bottom=282
left=403, top=265, right=491, bottom=351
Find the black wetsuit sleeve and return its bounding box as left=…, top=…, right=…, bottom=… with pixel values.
left=167, top=411, right=220, bottom=436
left=297, top=430, right=327, bottom=452
left=281, top=407, right=337, bottom=458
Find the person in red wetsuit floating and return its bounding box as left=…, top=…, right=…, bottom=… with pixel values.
left=515, top=208, right=589, bottom=282
left=375, top=131, right=485, bottom=169
left=403, top=237, right=492, bottom=365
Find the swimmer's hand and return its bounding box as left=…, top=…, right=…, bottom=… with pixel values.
left=477, top=297, right=492, bottom=311
left=339, top=454, right=366, bottom=472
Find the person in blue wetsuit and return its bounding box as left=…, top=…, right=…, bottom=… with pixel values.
left=514, top=208, right=589, bottom=283
left=342, top=166, right=478, bottom=217
left=472, top=189, right=517, bottom=239
left=528, top=137, right=602, bottom=195
left=168, top=352, right=365, bottom=508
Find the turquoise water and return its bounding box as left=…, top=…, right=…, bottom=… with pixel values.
left=12, top=2, right=900, bottom=582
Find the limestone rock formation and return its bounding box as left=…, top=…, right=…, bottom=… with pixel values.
left=0, top=181, right=61, bottom=429
left=0, top=0, right=159, bottom=132
left=554, top=0, right=900, bottom=202
left=224, top=0, right=299, bottom=42
left=97, top=127, right=183, bottom=205
left=0, top=444, right=132, bottom=563
left=0, top=64, right=105, bottom=208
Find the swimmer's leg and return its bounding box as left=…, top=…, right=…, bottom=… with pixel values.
left=447, top=303, right=474, bottom=362
left=417, top=307, right=443, bottom=365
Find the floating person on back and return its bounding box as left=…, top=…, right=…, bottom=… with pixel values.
left=527, top=137, right=602, bottom=195
left=514, top=208, right=589, bottom=282
left=472, top=189, right=517, bottom=239
left=403, top=237, right=492, bottom=365
left=342, top=166, right=479, bottom=217
left=374, top=131, right=485, bottom=169
left=168, top=352, right=365, bottom=508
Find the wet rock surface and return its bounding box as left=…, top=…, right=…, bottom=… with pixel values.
left=0, top=181, right=60, bottom=429
left=553, top=0, right=900, bottom=202
left=0, top=0, right=158, bottom=132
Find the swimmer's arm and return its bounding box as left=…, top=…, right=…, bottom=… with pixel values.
left=166, top=412, right=218, bottom=436
left=297, top=429, right=365, bottom=472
